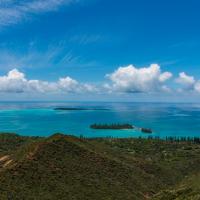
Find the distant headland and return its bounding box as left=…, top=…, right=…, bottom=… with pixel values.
left=54, top=107, right=109, bottom=111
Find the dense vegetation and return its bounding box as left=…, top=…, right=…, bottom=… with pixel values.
left=90, top=123, right=134, bottom=129
left=0, top=133, right=199, bottom=199
left=141, top=128, right=153, bottom=133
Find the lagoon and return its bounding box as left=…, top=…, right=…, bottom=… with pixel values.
left=0, top=102, right=200, bottom=138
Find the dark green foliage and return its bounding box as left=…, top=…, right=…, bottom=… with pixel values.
left=90, top=123, right=134, bottom=129
left=0, top=133, right=199, bottom=199
left=165, top=136, right=200, bottom=144
left=0, top=133, right=41, bottom=156
left=141, top=128, right=153, bottom=133
left=153, top=173, right=200, bottom=200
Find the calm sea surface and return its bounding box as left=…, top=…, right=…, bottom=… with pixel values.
left=0, top=102, right=200, bottom=138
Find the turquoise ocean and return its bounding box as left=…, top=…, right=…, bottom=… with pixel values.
left=0, top=102, right=200, bottom=138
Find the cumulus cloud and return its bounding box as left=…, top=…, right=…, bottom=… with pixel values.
left=176, top=72, right=195, bottom=89
left=0, top=69, right=96, bottom=94
left=194, top=81, right=200, bottom=93
left=0, top=69, right=27, bottom=93
left=176, top=72, right=200, bottom=93
left=58, top=77, right=79, bottom=92
left=106, top=64, right=172, bottom=93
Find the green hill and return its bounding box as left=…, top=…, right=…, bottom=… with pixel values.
left=153, top=173, right=200, bottom=200
left=0, top=133, right=199, bottom=200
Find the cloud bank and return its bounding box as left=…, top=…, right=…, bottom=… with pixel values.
left=0, top=69, right=96, bottom=94
left=1, top=65, right=200, bottom=96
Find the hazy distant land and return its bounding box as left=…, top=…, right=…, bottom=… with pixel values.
left=54, top=107, right=110, bottom=111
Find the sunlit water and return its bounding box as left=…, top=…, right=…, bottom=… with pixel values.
left=0, top=102, right=200, bottom=138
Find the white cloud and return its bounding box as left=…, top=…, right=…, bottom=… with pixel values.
left=106, top=64, right=172, bottom=93
left=0, top=0, right=77, bottom=27
left=159, top=72, right=173, bottom=82
left=194, top=81, right=200, bottom=93
left=176, top=72, right=195, bottom=88
left=58, top=77, right=79, bottom=92
left=27, top=80, right=58, bottom=93
left=176, top=72, right=200, bottom=93
left=0, top=69, right=96, bottom=94
left=7, top=68, right=26, bottom=80
left=0, top=69, right=27, bottom=93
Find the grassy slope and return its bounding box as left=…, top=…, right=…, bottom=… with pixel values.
left=0, top=133, right=41, bottom=156
left=0, top=133, right=199, bottom=200
left=153, top=173, right=200, bottom=200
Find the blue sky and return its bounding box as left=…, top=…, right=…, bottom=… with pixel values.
left=0, top=0, right=200, bottom=101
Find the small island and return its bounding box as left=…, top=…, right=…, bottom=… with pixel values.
left=141, top=128, right=153, bottom=134
left=90, top=123, right=153, bottom=133
left=90, top=123, right=134, bottom=130
left=54, top=107, right=109, bottom=111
